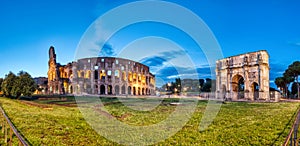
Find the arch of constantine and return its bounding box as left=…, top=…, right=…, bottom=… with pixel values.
left=215, top=50, right=270, bottom=100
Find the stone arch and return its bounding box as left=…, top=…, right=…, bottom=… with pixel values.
left=220, top=84, right=226, bottom=99
left=133, top=73, right=137, bottom=82
left=77, top=85, right=80, bottom=93
left=251, top=82, right=259, bottom=100
left=216, top=51, right=270, bottom=101
left=100, top=85, right=105, bottom=94
left=145, top=88, right=148, bottom=95
left=128, top=86, right=132, bottom=95
left=115, top=85, right=120, bottom=95
left=49, top=86, right=53, bottom=93
left=221, top=84, right=226, bottom=93
left=95, top=85, right=98, bottom=94
left=121, top=85, right=126, bottom=94
left=108, top=85, right=112, bottom=95
left=69, top=85, right=73, bottom=94
left=115, top=70, right=120, bottom=78
left=138, top=87, right=141, bottom=95
left=94, top=70, right=99, bottom=80
left=56, top=85, right=59, bottom=94
left=133, top=87, right=136, bottom=95
left=128, top=72, right=132, bottom=82
left=122, top=71, right=126, bottom=81
left=81, top=71, right=84, bottom=78
left=232, top=74, right=244, bottom=99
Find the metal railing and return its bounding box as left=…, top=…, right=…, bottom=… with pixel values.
left=283, top=108, right=300, bottom=146
left=0, top=106, right=29, bottom=146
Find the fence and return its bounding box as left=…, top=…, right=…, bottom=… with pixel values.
left=283, top=108, right=300, bottom=146
left=0, top=106, right=29, bottom=146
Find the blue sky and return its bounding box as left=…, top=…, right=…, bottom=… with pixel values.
left=0, top=0, right=299, bottom=88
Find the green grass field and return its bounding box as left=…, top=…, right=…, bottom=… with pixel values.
left=0, top=97, right=299, bottom=145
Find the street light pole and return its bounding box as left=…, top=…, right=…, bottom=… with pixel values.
left=167, top=83, right=171, bottom=98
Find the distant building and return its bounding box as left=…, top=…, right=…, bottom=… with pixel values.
left=47, top=46, right=156, bottom=95
left=33, top=77, right=48, bottom=94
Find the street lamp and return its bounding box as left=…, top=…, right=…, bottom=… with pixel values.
left=167, top=83, right=171, bottom=98
left=199, top=85, right=201, bottom=97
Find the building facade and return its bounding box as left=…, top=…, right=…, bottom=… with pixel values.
left=33, top=77, right=48, bottom=94
left=215, top=50, right=270, bottom=100
left=47, top=46, right=156, bottom=95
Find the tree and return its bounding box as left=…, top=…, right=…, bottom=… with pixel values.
left=11, top=71, right=37, bottom=99
left=0, top=78, right=3, bottom=92
left=174, top=78, right=181, bottom=93
left=275, top=77, right=286, bottom=94
left=292, top=82, right=298, bottom=97
left=283, top=71, right=294, bottom=98
left=199, top=79, right=204, bottom=91
left=285, top=61, right=300, bottom=98
left=1, top=72, right=17, bottom=97
left=202, top=78, right=211, bottom=92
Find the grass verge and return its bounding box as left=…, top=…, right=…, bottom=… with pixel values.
left=0, top=97, right=298, bottom=145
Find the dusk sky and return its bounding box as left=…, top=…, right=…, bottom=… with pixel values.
left=0, top=0, right=300, bottom=88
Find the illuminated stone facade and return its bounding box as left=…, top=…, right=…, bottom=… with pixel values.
left=48, top=46, right=73, bottom=94
left=215, top=50, right=270, bottom=100
left=47, top=46, right=156, bottom=95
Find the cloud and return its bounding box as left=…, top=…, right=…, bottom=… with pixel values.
left=139, top=49, right=214, bottom=86
left=295, top=42, right=300, bottom=46
left=97, top=42, right=115, bottom=57
left=87, top=42, right=115, bottom=57
left=140, top=56, right=167, bottom=67
left=140, top=50, right=186, bottom=67
left=153, top=65, right=213, bottom=83
left=269, top=62, right=287, bottom=79
left=287, top=39, right=300, bottom=47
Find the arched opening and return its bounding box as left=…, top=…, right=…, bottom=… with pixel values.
left=221, top=84, right=226, bottom=99
left=142, top=88, right=145, bottom=95
left=115, top=70, right=119, bottom=78
left=56, top=85, right=59, bottom=94
left=69, top=85, right=73, bottom=94
left=108, top=85, right=112, bottom=95
left=77, top=85, right=80, bottom=93
left=128, top=72, right=132, bottom=82
left=133, top=73, right=137, bottom=82
left=133, top=87, right=136, bottom=95
left=115, top=85, right=120, bottom=95
left=221, top=84, right=226, bottom=93
left=128, top=86, right=131, bottom=95
left=122, top=71, right=126, bottom=81
left=94, top=70, right=98, bottom=80
left=50, top=86, right=53, bottom=93
left=121, top=85, right=126, bottom=94
left=138, top=87, right=141, bottom=95
left=95, top=85, right=98, bottom=94
left=232, top=74, right=245, bottom=99
left=100, top=85, right=105, bottom=94
left=81, top=71, right=84, bottom=78
left=252, top=82, right=259, bottom=100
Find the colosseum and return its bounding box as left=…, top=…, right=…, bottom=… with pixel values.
left=47, top=46, right=156, bottom=96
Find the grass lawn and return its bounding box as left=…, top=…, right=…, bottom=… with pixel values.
left=0, top=96, right=299, bottom=145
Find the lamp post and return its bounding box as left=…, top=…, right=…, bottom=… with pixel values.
left=167, top=83, right=171, bottom=98
left=199, top=85, right=201, bottom=97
